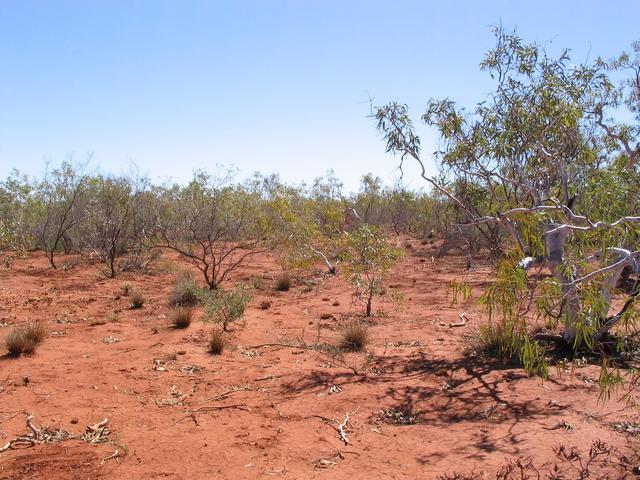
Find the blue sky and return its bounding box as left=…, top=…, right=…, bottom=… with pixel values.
left=1, top=1, right=638, bottom=192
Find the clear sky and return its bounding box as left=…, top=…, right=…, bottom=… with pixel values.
left=1, top=1, right=638, bottom=192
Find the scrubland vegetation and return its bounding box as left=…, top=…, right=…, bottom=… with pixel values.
left=1, top=29, right=640, bottom=478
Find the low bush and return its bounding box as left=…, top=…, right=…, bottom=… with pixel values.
left=199, top=286, right=252, bottom=331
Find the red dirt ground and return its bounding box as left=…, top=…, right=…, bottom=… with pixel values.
left=1, top=240, right=638, bottom=479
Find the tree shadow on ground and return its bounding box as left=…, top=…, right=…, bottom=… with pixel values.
left=277, top=350, right=580, bottom=459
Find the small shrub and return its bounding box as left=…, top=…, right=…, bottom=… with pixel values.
left=170, top=306, right=194, bottom=329
left=474, top=321, right=548, bottom=377
left=199, top=286, right=252, bottom=331
left=320, top=313, right=333, bottom=320
left=168, top=272, right=200, bottom=307
left=129, top=290, right=145, bottom=309
left=251, top=276, right=264, bottom=290
left=339, top=321, right=369, bottom=352
left=208, top=329, right=225, bottom=355
left=274, top=274, right=292, bottom=292
left=5, top=321, right=46, bottom=357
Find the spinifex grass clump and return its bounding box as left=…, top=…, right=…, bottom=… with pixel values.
left=208, top=329, right=225, bottom=355
left=274, top=274, right=292, bottom=292
left=5, top=321, right=47, bottom=357
left=121, top=282, right=133, bottom=296
left=170, top=306, right=194, bottom=329
left=339, top=321, right=369, bottom=352
left=129, top=289, right=145, bottom=309
left=199, top=286, right=252, bottom=332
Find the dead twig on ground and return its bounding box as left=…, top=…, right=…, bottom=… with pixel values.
left=449, top=312, right=469, bottom=328
left=175, top=403, right=251, bottom=424
left=311, top=406, right=360, bottom=446
left=195, top=385, right=252, bottom=406
left=0, top=415, right=111, bottom=454
left=100, top=449, right=121, bottom=465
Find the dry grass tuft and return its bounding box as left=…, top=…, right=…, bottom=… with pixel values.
left=121, top=282, right=133, bottom=296
left=170, top=306, right=194, bottom=329
left=208, top=329, right=225, bottom=355
left=5, top=321, right=46, bottom=357
left=168, top=272, right=200, bottom=307
left=274, top=274, right=292, bottom=292
left=129, top=290, right=145, bottom=309
left=339, top=321, right=369, bottom=352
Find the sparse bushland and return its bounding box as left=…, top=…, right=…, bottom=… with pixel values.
left=199, top=286, right=252, bottom=332
left=168, top=271, right=201, bottom=307
left=170, top=306, right=194, bottom=329
left=1, top=165, right=444, bottom=283
left=5, top=321, right=46, bottom=357
left=374, top=27, right=640, bottom=398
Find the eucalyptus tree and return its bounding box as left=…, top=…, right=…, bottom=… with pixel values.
left=374, top=28, right=640, bottom=376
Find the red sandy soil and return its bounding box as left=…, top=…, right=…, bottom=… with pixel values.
left=0, top=240, right=638, bottom=479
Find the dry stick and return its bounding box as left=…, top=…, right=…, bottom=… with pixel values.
left=248, top=342, right=301, bottom=350
left=175, top=404, right=250, bottom=424
left=312, top=407, right=360, bottom=446
left=337, top=415, right=350, bottom=445
left=25, top=415, right=38, bottom=437
left=449, top=312, right=469, bottom=328
left=195, top=387, right=251, bottom=406
left=100, top=449, right=120, bottom=465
